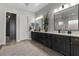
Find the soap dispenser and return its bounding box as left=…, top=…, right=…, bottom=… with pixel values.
left=68, top=30, right=71, bottom=34
left=58, top=29, right=60, bottom=33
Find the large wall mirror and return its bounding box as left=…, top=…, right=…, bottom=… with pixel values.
left=35, top=18, right=44, bottom=31
left=54, top=4, right=79, bottom=31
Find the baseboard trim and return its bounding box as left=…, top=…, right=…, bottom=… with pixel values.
left=16, top=38, right=32, bottom=42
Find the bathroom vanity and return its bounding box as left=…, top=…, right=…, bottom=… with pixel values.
left=31, top=31, right=79, bottom=56
left=31, top=4, right=79, bottom=56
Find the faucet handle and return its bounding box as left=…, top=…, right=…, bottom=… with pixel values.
left=68, top=30, right=71, bottom=34
left=58, top=29, right=60, bottom=33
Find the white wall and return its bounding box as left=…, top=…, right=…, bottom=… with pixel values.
left=0, top=4, right=35, bottom=45
left=19, top=12, right=35, bottom=41
left=0, top=7, right=5, bottom=45
left=48, top=11, right=55, bottom=32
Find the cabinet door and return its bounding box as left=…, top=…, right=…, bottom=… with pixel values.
left=52, top=35, right=60, bottom=51
left=46, top=34, right=52, bottom=48
left=31, top=32, right=36, bottom=40
left=43, top=33, right=48, bottom=45
left=31, top=32, right=33, bottom=40
left=51, top=34, right=55, bottom=49
left=71, top=37, right=79, bottom=56
left=59, top=36, right=70, bottom=56
left=37, top=32, right=43, bottom=43
left=52, top=35, right=70, bottom=56
left=41, top=33, right=46, bottom=44
left=34, top=32, right=38, bottom=41
left=31, top=32, right=39, bottom=42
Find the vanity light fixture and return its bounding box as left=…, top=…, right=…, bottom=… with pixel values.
left=64, top=4, right=69, bottom=9
left=54, top=7, right=62, bottom=13
left=54, top=3, right=78, bottom=13
left=70, top=3, right=78, bottom=6
left=35, top=15, right=44, bottom=21
left=54, top=9, right=58, bottom=13
left=59, top=6, right=62, bottom=11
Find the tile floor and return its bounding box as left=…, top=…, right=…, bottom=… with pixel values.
left=0, top=40, right=63, bottom=56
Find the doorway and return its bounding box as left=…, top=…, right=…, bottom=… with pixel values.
left=6, top=12, right=16, bottom=45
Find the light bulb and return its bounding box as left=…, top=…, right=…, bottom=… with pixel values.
left=35, top=15, right=43, bottom=20
left=59, top=7, right=62, bottom=10
left=70, top=3, right=78, bottom=6
left=64, top=4, right=69, bottom=8
left=54, top=9, right=58, bottom=13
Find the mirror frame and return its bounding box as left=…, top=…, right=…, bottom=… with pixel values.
left=54, top=4, right=79, bottom=31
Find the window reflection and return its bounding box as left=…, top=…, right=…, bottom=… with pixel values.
left=58, top=21, right=63, bottom=26
left=68, top=20, right=78, bottom=30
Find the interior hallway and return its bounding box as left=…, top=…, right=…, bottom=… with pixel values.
left=0, top=40, right=63, bottom=56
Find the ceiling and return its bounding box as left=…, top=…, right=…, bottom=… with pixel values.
left=0, top=3, right=70, bottom=13
left=24, top=3, right=48, bottom=12
left=0, top=3, right=48, bottom=13
left=35, top=3, right=66, bottom=16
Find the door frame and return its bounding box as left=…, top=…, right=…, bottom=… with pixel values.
left=5, top=11, right=17, bottom=44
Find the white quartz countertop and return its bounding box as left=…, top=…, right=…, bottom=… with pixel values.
left=32, top=31, right=79, bottom=37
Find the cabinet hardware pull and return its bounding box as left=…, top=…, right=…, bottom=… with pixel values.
left=75, top=39, right=78, bottom=40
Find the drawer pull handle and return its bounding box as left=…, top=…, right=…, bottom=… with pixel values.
left=75, top=39, right=78, bottom=40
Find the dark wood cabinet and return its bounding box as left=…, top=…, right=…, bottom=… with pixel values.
left=31, top=32, right=35, bottom=40
left=58, top=36, right=70, bottom=56
left=31, top=32, right=52, bottom=48
left=31, top=32, right=38, bottom=41
left=51, top=35, right=70, bottom=56
left=38, top=33, right=52, bottom=48
left=71, top=37, right=79, bottom=56
left=31, top=32, right=70, bottom=55
left=31, top=31, right=79, bottom=56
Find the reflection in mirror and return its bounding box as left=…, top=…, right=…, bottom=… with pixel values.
left=58, top=21, right=64, bottom=30
left=54, top=4, right=78, bottom=31
left=58, top=21, right=63, bottom=26
left=68, top=20, right=78, bottom=30
left=32, top=15, right=44, bottom=31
